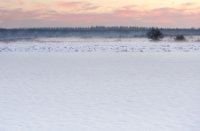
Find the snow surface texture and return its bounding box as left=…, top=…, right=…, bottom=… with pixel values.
left=0, top=37, right=200, bottom=52
left=0, top=52, right=200, bottom=131
left=0, top=38, right=200, bottom=131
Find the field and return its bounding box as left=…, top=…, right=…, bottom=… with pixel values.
left=0, top=38, right=200, bottom=131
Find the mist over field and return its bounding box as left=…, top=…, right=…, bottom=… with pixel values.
left=0, top=27, right=200, bottom=40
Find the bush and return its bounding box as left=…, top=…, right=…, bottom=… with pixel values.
left=175, top=35, right=185, bottom=41
left=147, top=28, right=164, bottom=41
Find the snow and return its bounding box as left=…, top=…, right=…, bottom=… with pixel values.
left=0, top=37, right=200, bottom=52
left=0, top=38, right=200, bottom=131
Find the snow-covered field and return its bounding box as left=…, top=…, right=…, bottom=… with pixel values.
left=0, top=37, right=200, bottom=52
left=0, top=38, right=200, bottom=131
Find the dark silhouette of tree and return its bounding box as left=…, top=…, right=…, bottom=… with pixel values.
left=147, top=28, right=164, bottom=41
left=175, top=35, right=186, bottom=41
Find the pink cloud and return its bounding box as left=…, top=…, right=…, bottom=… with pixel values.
left=0, top=5, right=199, bottom=28
left=55, top=1, right=99, bottom=11
left=0, top=8, right=46, bottom=20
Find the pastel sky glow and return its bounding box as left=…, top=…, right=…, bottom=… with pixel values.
left=0, top=0, right=200, bottom=28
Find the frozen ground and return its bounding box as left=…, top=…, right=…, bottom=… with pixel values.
left=0, top=52, right=200, bottom=131
left=0, top=37, right=200, bottom=52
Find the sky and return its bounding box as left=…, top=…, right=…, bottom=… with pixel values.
left=0, top=0, right=200, bottom=28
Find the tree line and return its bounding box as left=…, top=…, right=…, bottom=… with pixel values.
left=0, top=26, right=200, bottom=39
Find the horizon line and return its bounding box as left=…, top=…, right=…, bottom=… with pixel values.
left=1, top=26, right=200, bottom=30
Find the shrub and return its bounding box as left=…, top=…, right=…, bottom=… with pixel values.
left=147, top=28, right=164, bottom=41
left=175, top=35, right=186, bottom=41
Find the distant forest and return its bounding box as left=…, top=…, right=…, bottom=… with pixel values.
left=0, top=26, right=200, bottom=39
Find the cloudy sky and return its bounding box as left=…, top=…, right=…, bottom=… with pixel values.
left=0, top=0, right=200, bottom=28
